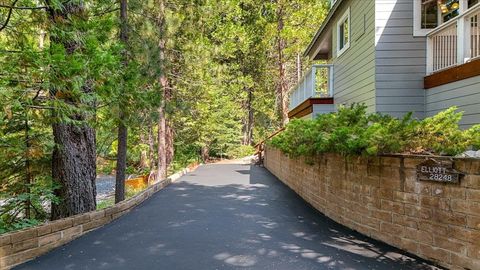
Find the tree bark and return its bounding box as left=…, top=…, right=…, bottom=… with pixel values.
left=166, top=119, right=174, bottom=167
left=201, top=146, right=209, bottom=163
left=115, top=0, right=129, bottom=204
left=157, top=98, right=167, bottom=180
left=24, top=110, right=31, bottom=219
left=47, top=1, right=97, bottom=220
left=115, top=115, right=127, bottom=203
left=148, top=122, right=156, bottom=169
left=51, top=123, right=97, bottom=219
left=164, top=79, right=174, bottom=167
left=156, top=0, right=167, bottom=181
left=276, top=3, right=289, bottom=127
left=242, top=88, right=254, bottom=145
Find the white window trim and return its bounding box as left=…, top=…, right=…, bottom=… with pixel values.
left=336, top=7, right=351, bottom=57
left=413, top=0, right=469, bottom=37
left=413, top=1, right=431, bottom=36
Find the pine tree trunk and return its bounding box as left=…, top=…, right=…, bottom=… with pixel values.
left=24, top=110, right=31, bottom=219
left=201, top=146, right=209, bottom=163
left=51, top=123, right=97, bottom=219
left=115, top=0, right=129, bottom=204
left=157, top=99, right=167, bottom=180
left=115, top=118, right=127, bottom=203
left=48, top=1, right=97, bottom=220
left=276, top=3, right=289, bottom=127
left=156, top=0, right=168, bottom=181
left=166, top=119, right=174, bottom=167
left=164, top=81, right=174, bottom=167
left=242, top=88, right=254, bottom=146
left=247, top=89, right=254, bottom=145
left=148, top=123, right=156, bottom=169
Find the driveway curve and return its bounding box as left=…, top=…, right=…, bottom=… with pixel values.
left=16, top=163, right=441, bottom=270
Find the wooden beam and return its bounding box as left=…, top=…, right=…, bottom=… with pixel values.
left=288, top=97, right=334, bottom=119
left=425, top=58, right=480, bottom=89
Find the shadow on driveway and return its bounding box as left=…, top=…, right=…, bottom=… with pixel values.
left=16, top=164, right=442, bottom=270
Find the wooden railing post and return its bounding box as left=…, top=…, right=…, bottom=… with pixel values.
left=328, top=65, right=334, bottom=97
left=426, top=35, right=434, bottom=74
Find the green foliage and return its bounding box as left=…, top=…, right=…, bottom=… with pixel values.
left=0, top=0, right=329, bottom=232
left=409, top=108, right=471, bottom=155
left=0, top=180, right=59, bottom=233
left=126, top=185, right=146, bottom=199
left=97, top=198, right=115, bottom=210
left=466, top=125, right=480, bottom=150
left=270, top=105, right=479, bottom=157
left=226, top=145, right=256, bottom=159
left=169, top=144, right=201, bottom=173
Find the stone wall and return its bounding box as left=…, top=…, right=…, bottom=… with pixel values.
left=265, top=147, right=480, bottom=270
left=0, top=165, right=199, bottom=269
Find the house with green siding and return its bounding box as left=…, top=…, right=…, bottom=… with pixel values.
left=289, top=0, right=480, bottom=128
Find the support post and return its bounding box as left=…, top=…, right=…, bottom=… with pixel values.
left=426, top=36, right=434, bottom=74
left=311, top=66, right=316, bottom=98
left=328, top=65, right=334, bottom=97
left=457, top=0, right=468, bottom=64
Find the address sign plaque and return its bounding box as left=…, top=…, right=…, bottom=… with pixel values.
left=416, top=159, right=463, bottom=184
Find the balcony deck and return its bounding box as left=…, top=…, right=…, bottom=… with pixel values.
left=427, top=3, right=480, bottom=74
left=288, top=97, right=334, bottom=119
left=288, top=64, right=335, bottom=119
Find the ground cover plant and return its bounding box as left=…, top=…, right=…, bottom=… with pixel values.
left=269, top=105, right=480, bottom=157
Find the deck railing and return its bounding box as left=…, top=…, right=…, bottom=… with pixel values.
left=427, top=3, right=480, bottom=74
left=288, top=64, right=334, bottom=110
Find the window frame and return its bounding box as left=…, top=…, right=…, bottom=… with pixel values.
left=336, top=7, right=351, bottom=57
left=413, top=0, right=434, bottom=36
left=414, top=0, right=468, bottom=36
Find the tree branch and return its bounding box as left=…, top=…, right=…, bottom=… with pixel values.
left=0, top=0, right=19, bottom=32
left=0, top=4, right=47, bottom=10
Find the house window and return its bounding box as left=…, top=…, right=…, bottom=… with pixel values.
left=439, top=0, right=461, bottom=22
left=414, top=0, right=440, bottom=36
left=421, top=0, right=439, bottom=29
left=336, top=8, right=350, bottom=57
left=414, top=0, right=479, bottom=36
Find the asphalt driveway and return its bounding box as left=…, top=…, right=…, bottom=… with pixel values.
left=16, top=163, right=441, bottom=270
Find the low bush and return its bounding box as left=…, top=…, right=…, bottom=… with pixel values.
left=0, top=180, right=59, bottom=234
left=269, top=105, right=480, bottom=157
left=226, top=145, right=256, bottom=159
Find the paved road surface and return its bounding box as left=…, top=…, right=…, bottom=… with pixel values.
left=16, top=163, right=441, bottom=270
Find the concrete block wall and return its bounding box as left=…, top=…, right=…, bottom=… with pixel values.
left=0, top=165, right=199, bottom=269
left=265, top=147, right=480, bottom=270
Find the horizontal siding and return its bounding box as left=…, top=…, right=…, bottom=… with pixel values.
left=376, top=42, right=426, bottom=51
left=375, top=0, right=426, bottom=119
left=312, top=104, right=336, bottom=118
left=332, top=0, right=376, bottom=113
left=426, top=76, right=480, bottom=128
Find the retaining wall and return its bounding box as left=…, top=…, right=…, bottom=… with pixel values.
left=0, top=165, right=199, bottom=269
left=265, top=147, right=480, bottom=270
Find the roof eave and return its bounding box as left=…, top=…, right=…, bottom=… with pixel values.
left=303, top=0, right=345, bottom=59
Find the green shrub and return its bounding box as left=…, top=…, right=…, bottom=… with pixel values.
left=226, top=145, right=256, bottom=159
left=466, top=124, right=480, bottom=150
left=0, top=179, right=59, bottom=234
left=404, top=108, right=466, bottom=155
left=97, top=198, right=115, bottom=210
left=269, top=104, right=478, bottom=158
